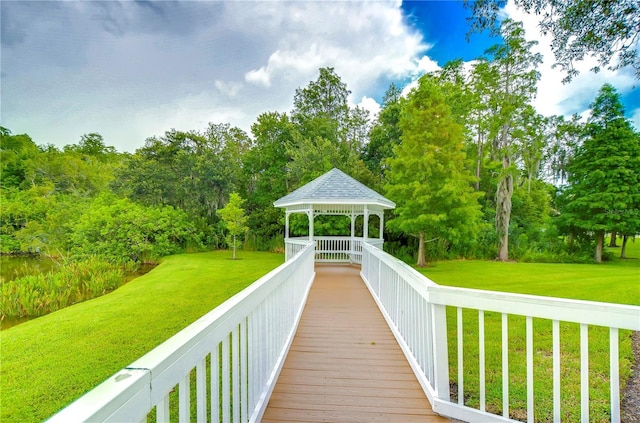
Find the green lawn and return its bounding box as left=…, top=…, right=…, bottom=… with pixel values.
left=418, top=242, right=640, bottom=422
left=0, top=251, right=283, bottom=423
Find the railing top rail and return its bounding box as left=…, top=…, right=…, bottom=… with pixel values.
left=363, top=242, right=439, bottom=290
left=362, top=242, right=640, bottom=331
left=428, top=285, right=640, bottom=330
left=130, top=242, right=314, bottom=372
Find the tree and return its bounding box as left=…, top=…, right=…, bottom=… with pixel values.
left=385, top=76, right=482, bottom=267
left=484, top=19, right=542, bottom=261
left=465, top=0, right=640, bottom=81
left=70, top=194, right=198, bottom=263
left=288, top=68, right=375, bottom=189
left=243, top=112, right=295, bottom=242
left=561, top=84, right=640, bottom=262
left=544, top=114, right=584, bottom=185
left=292, top=67, right=351, bottom=140
left=362, top=83, right=402, bottom=184
left=217, top=193, right=249, bottom=260
left=0, top=129, right=40, bottom=189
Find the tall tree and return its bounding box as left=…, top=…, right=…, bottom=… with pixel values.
left=288, top=68, right=374, bottom=188
left=562, top=84, right=640, bottom=262
left=544, top=114, right=585, bottom=186
left=362, top=83, right=402, bottom=184
left=385, top=76, right=482, bottom=267
left=485, top=19, right=542, bottom=261
left=217, top=192, right=249, bottom=260
left=292, top=67, right=351, bottom=140
left=465, top=0, right=640, bottom=81
left=243, top=112, right=296, bottom=240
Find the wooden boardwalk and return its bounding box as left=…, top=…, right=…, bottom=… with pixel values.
left=262, top=264, right=449, bottom=423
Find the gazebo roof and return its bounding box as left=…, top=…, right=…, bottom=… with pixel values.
left=273, top=168, right=395, bottom=209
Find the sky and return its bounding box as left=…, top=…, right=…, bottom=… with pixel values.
left=1, top=0, right=638, bottom=153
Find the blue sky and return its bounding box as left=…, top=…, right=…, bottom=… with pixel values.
left=1, top=1, right=638, bottom=152
left=402, top=0, right=500, bottom=63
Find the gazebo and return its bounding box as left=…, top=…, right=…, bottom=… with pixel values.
left=274, top=168, right=395, bottom=263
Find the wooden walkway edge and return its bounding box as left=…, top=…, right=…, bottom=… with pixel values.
left=262, top=264, right=449, bottom=422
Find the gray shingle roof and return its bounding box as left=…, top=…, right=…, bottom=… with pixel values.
left=273, top=168, right=395, bottom=209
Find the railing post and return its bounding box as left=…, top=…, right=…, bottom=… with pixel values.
left=432, top=303, right=450, bottom=401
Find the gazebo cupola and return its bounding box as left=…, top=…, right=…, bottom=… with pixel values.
left=274, top=168, right=395, bottom=263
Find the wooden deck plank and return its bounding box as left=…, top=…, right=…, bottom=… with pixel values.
left=262, top=264, right=449, bottom=422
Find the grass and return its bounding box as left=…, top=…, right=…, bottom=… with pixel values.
left=0, top=251, right=283, bottom=423
left=417, top=241, right=640, bottom=422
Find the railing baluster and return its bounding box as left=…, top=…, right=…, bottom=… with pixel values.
left=179, top=373, right=190, bottom=423
left=479, top=309, right=486, bottom=412
left=222, top=334, right=231, bottom=423
left=241, top=318, right=248, bottom=422
left=212, top=346, right=220, bottom=423
left=233, top=326, right=240, bottom=422
left=527, top=316, right=534, bottom=422
left=502, top=313, right=509, bottom=418
left=610, top=327, right=620, bottom=423
left=157, top=394, right=170, bottom=423
left=432, top=303, right=450, bottom=401
left=580, top=323, right=589, bottom=423
left=553, top=319, right=560, bottom=422
left=197, top=358, right=206, bottom=422
left=457, top=307, right=464, bottom=406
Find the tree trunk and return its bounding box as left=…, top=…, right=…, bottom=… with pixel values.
left=609, top=231, right=618, bottom=247
left=594, top=230, right=604, bottom=263
left=475, top=131, right=482, bottom=191
left=621, top=235, right=628, bottom=258
left=232, top=234, right=237, bottom=259
left=496, top=166, right=513, bottom=261
left=417, top=231, right=426, bottom=267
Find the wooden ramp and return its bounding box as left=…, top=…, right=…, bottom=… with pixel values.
left=262, top=264, right=449, bottom=423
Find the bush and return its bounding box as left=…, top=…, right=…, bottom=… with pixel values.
left=70, top=194, right=203, bottom=263
left=0, top=235, right=20, bottom=254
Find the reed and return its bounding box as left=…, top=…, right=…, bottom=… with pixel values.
left=0, top=258, right=126, bottom=319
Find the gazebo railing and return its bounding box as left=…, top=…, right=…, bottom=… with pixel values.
left=285, top=236, right=384, bottom=263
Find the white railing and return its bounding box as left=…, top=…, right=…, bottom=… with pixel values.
left=284, top=238, right=309, bottom=261
left=286, top=236, right=383, bottom=263
left=48, top=243, right=315, bottom=423
left=361, top=242, right=640, bottom=423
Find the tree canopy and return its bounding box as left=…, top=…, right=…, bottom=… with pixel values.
left=465, top=0, right=640, bottom=81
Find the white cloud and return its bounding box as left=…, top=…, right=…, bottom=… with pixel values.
left=417, top=55, right=441, bottom=74
left=2, top=0, right=433, bottom=151
left=502, top=1, right=638, bottom=121
left=357, top=96, right=381, bottom=119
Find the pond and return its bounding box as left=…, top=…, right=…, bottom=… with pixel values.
left=0, top=255, right=59, bottom=283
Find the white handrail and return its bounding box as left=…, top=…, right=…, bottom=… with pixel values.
left=47, top=243, right=315, bottom=423
left=360, top=242, right=640, bottom=423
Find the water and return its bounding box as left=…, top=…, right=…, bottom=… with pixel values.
left=0, top=255, right=58, bottom=283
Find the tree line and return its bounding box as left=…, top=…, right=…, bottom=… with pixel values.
left=2, top=20, right=639, bottom=267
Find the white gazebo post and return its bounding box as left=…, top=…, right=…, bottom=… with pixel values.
left=307, top=207, right=314, bottom=243
left=363, top=205, right=369, bottom=242
left=274, top=168, right=395, bottom=263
